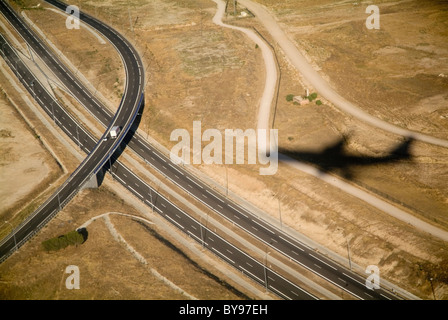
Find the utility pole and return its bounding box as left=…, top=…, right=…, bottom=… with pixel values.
left=277, top=185, right=283, bottom=230
left=225, top=165, right=228, bottom=196
left=4, top=221, right=17, bottom=252
left=346, top=237, right=352, bottom=270
left=128, top=8, right=134, bottom=33
left=57, top=192, right=61, bottom=211
left=76, top=125, right=80, bottom=149
left=200, top=214, right=208, bottom=249
left=278, top=196, right=282, bottom=230
left=30, top=80, right=35, bottom=100
left=264, top=248, right=270, bottom=292
left=51, top=101, right=55, bottom=123
left=149, top=184, right=154, bottom=213
left=337, top=227, right=352, bottom=270
left=430, top=277, right=436, bottom=300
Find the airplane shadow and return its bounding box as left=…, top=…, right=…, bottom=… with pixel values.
left=278, top=135, right=414, bottom=180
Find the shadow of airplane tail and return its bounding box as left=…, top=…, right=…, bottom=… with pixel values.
left=277, top=135, right=414, bottom=180
left=388, top=136, right=414, bottom=159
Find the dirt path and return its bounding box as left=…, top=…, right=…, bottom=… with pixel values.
left=78, top=212, right=198, bottom=300
left=212, top=0, right=448, bottom=242
left=238, top=0, right=448, bottom=149
left=211, top=0, right=277, bottom=152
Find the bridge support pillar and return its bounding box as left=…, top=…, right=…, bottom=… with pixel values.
left=81, top=168, right=105, bottom=190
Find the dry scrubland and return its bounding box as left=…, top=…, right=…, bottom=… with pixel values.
left=0, top=187, right=248, bottom=299
left=243, top=0, right=448, bottom=297
left=0, top=91, right=62, bottom=241
left=1, top=0, right=448, bottom=299
left=0, top=0, right=254, bottom=300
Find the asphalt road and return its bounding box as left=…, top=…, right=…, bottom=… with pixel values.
left=0, top=0, right=144, bottom=263
left=0, top=32, right=315, bottom=300
left=0, top=0, right=403, bottom=300
left=0, top=0, right=317, bottom=300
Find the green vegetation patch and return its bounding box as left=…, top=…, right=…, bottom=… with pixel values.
left=307, top=92, right=318, bottom=101
left=42, top=228, right=88, bottom=252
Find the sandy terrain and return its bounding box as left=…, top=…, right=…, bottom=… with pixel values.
left=0, top=187, right=251, bottom=299
left=0, top=100, right=48, bottom=210
left=0, top=92, right=62, bottom=238
left=0, top=0, right=269, bottom=300
left=2, top=0, right=448, bottom=300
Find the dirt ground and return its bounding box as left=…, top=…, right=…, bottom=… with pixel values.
left=0, top=98, right=49, bottom=213
left=0, top=89, right=62, bottom=240
left=0, top=186, right=251, bottom=299
left=1, top=0, right=448, bottom=300
left=245, top=0, right=448, bottom=227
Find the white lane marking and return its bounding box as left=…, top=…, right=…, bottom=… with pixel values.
left=128, top=186, right=143, bottom=199
left=251, top=218, right=275, bottom=235
left=228, top=204, right=248, bottom=218
left=152, top=151, right=166, bottom=163
left=309, top=253, right=338, bottom=271
left=165, top=214, right=184, bottom=230
left=240, top=266, right=263, bottom=284
left=205, top=189, right=224, bottom=203
left=168, top=163, right=184, bottom=176
left=279, top=235, right=305, bottom=252
left=211, top=246, right=235, bottom=264
left=342, top=272, right=366, bottom=287
left=186, top=176, right=203, bottom=189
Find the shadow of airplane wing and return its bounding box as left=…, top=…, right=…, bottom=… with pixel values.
left=278, top=136, right=414, bottom=180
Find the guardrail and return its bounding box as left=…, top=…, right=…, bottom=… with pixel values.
left=0, top=26, right=143, bottom=263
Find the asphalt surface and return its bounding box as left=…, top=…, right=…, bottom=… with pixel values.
left=0, top=0, right=403, bottom=300
left=0, top=0, right=144, bottom=262
left=0, top=32, right=315, bottom=300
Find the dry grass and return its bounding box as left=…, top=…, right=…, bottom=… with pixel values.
left=2, top=0, right=448, bottom=300
left=0, top=88, right=63, bottom=240
left=0, top=187, right=249, bottom=299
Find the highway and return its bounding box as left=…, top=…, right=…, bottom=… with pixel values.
left=0, top=0, right=317, bottom=300
left=0, top=0, right=144, bottom=263
left=0, top=32, right=315, bottom=300
left=0, top=0, right=403, bottom=300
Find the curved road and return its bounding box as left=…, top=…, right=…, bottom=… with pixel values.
left=0, top=0, right=144, bottom=262
left=215, top=0, right=448, bottom=242
left=0, top=0, right=408, bottom=300
left=239, top=0, right=448, bottom=149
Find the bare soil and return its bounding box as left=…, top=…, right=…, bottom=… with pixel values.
left=0, top=84, right=63, bottom=240
left=0, top=187, right=249, bottom=299
left=2, top=0, right=448, bottom=300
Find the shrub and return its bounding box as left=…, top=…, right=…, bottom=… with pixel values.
left=286, top=94, right=295, bottom=102
left=316, top=100, right=322, bottom=105
left=42, top=229, right=87, bottom=252
left=308, top=92, right=318, bottom=101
